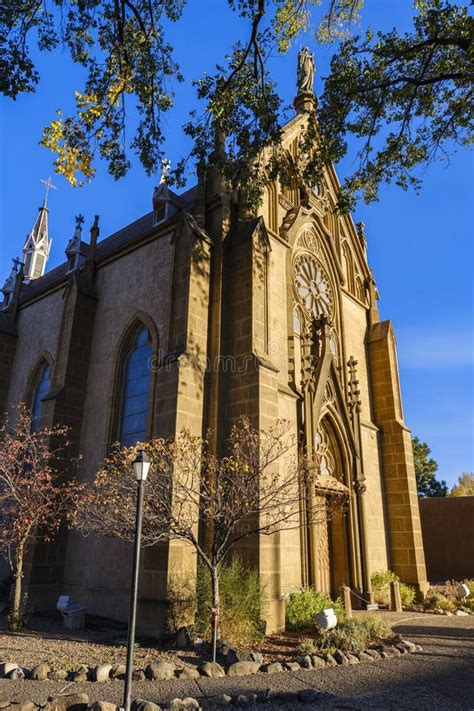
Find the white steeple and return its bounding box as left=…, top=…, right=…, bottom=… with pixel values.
left=22, top=178, right=55, bottom=282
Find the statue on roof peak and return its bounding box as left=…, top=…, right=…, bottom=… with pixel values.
left=297, top=47, right=315, bottom=94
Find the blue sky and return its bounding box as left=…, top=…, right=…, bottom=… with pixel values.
left=0, top=0, right=472, bottom=486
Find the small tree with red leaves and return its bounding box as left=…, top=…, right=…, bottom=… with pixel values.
left=0, top=406, right=84, bottom=630
left=76, top=417, right=344, bottom=659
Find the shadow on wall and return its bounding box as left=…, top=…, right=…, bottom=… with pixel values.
left=419, top=496, right=474, bottom=582
left=0, top=557, right=9, bottom=582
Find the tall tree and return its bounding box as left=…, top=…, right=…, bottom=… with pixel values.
left=1, top=1, right=471, bottom=208
left=412, top=435, right=448, bottom=497
left=74, top=417, right=344, bottom=660
left=450, top=472, right=474, bottom=497
left=0, top=406, right=84, bottom=630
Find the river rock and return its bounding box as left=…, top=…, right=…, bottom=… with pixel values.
left=217, top=641, right=262, bottom=665
left=108, top=664, right=125, bottom=680
left=169, top=699, right=199, bottom=711
left=346, top=654, right=359, bottom=665
left=395, top=643, right=409, bottom=655
left=311, top=654, right=326, bottom=669
left=131, top=701, right=161, bottom=711
left=93, top=664, right=113, bottom=682
left=89, top=703, right=117, bottom=711
left=44, top=693, right=89, bottom=711
left=19, top=703, right=37, bottom=711
left=324, top=653, right=337, bottom=666
left=0, top=663, right=19, bottom=678
left=227, top=661, right=260, bottom=677
left=49, top=670, right=68, bottom=681
left=264, top=662, right=284, bottom=673
left=333, top=649, right=349, bottom=666
left=283, top=661, right=300, bottom=671
left=145, top=661, right=174, bottom=680
left=31, top=663, right=50, bottom=681
left=198, top=662, right=225, bottom=678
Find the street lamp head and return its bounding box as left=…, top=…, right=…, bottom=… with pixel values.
left=132, top=448, right=150, bottom=481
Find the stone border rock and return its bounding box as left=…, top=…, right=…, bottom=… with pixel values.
left=0, top=636, right=422, bottom=685
left=0, top=688, right=332, bottom=710
left=0, top=637, right=422, bottom=710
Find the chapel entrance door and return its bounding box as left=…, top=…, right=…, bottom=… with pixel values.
left=313, top=495, right=331, bottom=594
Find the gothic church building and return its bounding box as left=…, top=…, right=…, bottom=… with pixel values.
left=0, top=58, right=427, bottom=632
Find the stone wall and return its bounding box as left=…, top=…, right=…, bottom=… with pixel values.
left=6, top=288, right=65, bottom=409
left=63, top=231, right=176, bottom=625
left=419, top=496, right=474, bottom=582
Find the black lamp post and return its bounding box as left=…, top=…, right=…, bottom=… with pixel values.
left=123, top=448, right=150, bottom=711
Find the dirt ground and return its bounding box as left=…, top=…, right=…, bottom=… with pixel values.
left=0, top=612, right=313, bottom=671
left=0, top=612, right=473, bottom=710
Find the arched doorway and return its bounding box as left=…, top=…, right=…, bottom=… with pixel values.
left=308, top=416, right=351, bottom=596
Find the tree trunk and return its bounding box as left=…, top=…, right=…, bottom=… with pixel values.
left=12, top=542, right=25, bottom=619
left=211, top=567, right=220, bottom=663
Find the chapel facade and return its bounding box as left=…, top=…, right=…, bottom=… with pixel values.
left=0, top=53, right=428, bottom=632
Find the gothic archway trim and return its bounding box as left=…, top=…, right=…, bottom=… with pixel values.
left=107, top=312, right=159, bottom=450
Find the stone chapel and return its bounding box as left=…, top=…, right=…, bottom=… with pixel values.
left=0, top=51, right=427, bottom=633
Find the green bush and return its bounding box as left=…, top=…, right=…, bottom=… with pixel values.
left=423, top=591, right=456, bottom=613
left=371, top=570, right=415, bottom=608
left=285, top=587, right=345, bottom=631
left=195, top=559, right=264, bottom=646
left=399, top=582, right=416, bottom=607
left=371, top=570, right=397, bottom=606
left=313, top=615, right=391, bottom=653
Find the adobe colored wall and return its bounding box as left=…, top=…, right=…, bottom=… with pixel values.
left=419, top=497, right=474, bottom=582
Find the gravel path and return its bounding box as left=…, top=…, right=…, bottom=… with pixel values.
left=1, top=612, right=473, bottom=710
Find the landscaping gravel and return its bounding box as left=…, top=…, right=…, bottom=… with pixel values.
left=0, top=612, right=473, bottom=709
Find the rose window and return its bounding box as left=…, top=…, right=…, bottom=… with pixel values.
left=294, top=254, right=333, bottom=319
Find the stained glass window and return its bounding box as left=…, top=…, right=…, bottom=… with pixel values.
left=31, top=364, right=51, bottom=432
left=119, top=327, right=152, bottom=447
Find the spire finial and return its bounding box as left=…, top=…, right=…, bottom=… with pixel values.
left=160, top=158, right=171, bottom=184
left=40, top=176, right=57, bottom=208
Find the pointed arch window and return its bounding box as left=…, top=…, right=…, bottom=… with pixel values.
left=342, top=242, right=355, bottom=295
left=293, top=306, right=304, bottom=390
left=118, top=326, right=153, bottom=448
left=30, top=363, right=51, bottom=432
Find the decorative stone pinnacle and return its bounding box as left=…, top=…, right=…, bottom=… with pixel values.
left=75, top=214, right=85, bottom=229
left=347, top=356, right=362, bottom=414
left=356, top=221, right=367, bottom=247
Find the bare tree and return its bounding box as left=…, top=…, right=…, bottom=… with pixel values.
left=75, top=417, right=344, bottom=660
left=0, top=406, right=84, bottom=630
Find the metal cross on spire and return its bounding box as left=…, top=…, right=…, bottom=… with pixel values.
left=40, top=177, right=57, bottom=207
